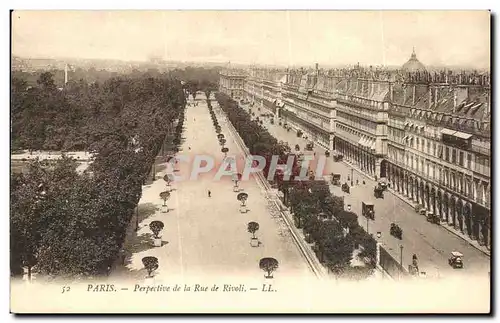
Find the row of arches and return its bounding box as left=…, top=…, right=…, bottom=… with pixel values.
left=384, top=161, right=490, bottom=249
left=336, top=138, right=377, bottom=177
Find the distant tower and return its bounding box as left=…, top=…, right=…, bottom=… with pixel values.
left=64, top=64, right=68, bottom=85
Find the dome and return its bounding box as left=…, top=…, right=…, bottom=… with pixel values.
left=402, top=48, right=426, bottom=73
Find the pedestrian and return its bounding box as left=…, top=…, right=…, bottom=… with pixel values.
left=356, top=179, right=359, bottom=185
left=208, top=190, right=211, bottom=198
left=363, top=180, right=366, bottom=185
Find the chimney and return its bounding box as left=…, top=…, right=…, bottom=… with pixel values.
left=428, top=87, right=432, bottom=109
left=485, top=92, right=491, bottom=116
left=453, top=92, right=457, bottom=113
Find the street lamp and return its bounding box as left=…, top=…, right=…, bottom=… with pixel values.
left=351, top=168, right=354, bottom=186
left=376, top=231, right=382, bottom=239
left=347, top=204, right=351, bottom=211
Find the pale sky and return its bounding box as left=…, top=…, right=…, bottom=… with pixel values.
left=11, top=10, right=490, bottom=68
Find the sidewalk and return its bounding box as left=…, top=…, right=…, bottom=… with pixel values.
left=341, top=159, right=490, bottom=257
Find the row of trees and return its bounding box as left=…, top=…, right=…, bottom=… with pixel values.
left=11, top=72, right=186, bottom=278
left=215, top=93, right=376, bottom=280
left=209, top=97, right=280, bottom=279
left=215, top=93, right=291, bottom=179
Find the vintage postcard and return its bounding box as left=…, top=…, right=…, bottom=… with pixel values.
left=10, top=10, right=491, bottom=314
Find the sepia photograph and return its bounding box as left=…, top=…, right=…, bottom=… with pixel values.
left=9, top=9, right=491, bottom=314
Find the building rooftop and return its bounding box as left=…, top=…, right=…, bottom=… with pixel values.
left=402, top=48, right=427, bottom=73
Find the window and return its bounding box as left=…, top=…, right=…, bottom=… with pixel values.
left=452, top=149, right=457, bottom=164
left=467, top=153, right=472, bottom=169
left=433, top=143, right=436, bottom=156
left=459, top=151, right=464, bottom=167
left=445, top=147, right=450, bottom=161
left=427, top=141, right=431, bottom=154
left=417, top=138, right=420, bottom=150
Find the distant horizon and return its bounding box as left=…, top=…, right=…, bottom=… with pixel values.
left=12, top=54, right=490, bottom=72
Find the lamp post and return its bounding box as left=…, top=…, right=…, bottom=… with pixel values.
left=351, top=168, right=354, bottom=186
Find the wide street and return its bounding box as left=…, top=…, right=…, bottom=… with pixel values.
left=113, top=97, right=314, bottom=292
left=243, top=104, right=490, bottom=280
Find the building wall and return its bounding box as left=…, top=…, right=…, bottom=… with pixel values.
left=220, top=68, right=491, bottom=249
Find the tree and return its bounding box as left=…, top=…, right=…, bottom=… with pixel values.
left=233, top=173, right=242, bottom=188
left=10, top=71, right=186, bottom=279
left=237, top=192, right=248, bottom=206
left=149, top=221, right=164, bottom=239
left=247, top=222, right=260, bottom=239
left=142, top=256, right=159, bottom=277
left=159, top=191, right=170, bottom=206
left=323, top=235, right=354, bottom=275
left=331, top=196, right=345, bottom=218
left=163, top=173, right=173, bottom=187
left=259, top=257, right=279, bottom=279
left=337, top=210, right=358, bottom=229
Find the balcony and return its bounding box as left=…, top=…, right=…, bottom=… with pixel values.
left=471, top=143, right=490, bottom=156
left=474, top=165, right=490, bottom=177
left=336, top=95, right=385, bottom=111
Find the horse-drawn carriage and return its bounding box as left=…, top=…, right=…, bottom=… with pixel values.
left=426, top=212, right=441, bottom=224
left=362, top=201, right=375, bottom=220
left=448, top=251, right=464, bottom=269
left=374, top=185, right=384, bottom=199
left=332, top=152, right=344, bottom=162
left=331, top=173, right=341, bottom=186
left=390, top=223, right=403, bottom=239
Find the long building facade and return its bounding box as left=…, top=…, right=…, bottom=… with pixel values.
left=219, top=53, right=491, bottom=250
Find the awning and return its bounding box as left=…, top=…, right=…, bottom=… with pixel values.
left=440, top=128, right=456, bottom=136
left=454, top=131, right=472, bottom=140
